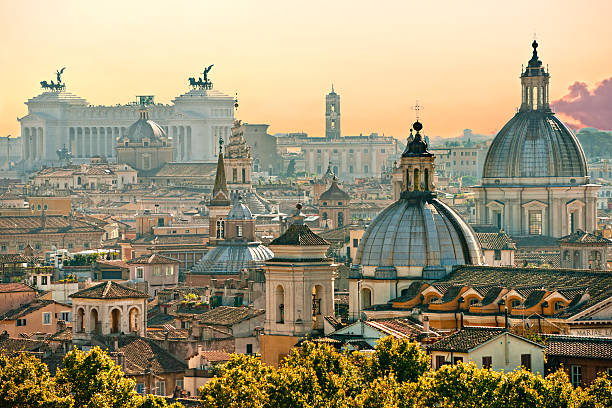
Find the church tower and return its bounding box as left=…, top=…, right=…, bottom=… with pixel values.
left=224, top=120, right=253, bottom=195
left=392, top=121, right=435, bottom=200
left=208, top=139, right=231, bottom=244
left=520, top=40, right=550, bottom=111
left=325, top=85, right=341, bottom=139
left=261, top=204, right=336, bottom=366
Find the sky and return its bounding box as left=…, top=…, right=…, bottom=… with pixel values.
left=1, top=0, right=611, bottom=140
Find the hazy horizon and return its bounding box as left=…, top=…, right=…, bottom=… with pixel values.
left=1, top=0, right=611, bottom=140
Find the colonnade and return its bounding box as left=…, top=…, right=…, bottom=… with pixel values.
left=212, top=125, right=231, bottom=156
left=69, top=127, right=122, bottom=158
left=23, top=127, right=43, bottom=160
left=170, top=125, right=193, bottom=161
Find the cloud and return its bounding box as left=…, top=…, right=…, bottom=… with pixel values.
left=552, top=77, right=612, bottom=131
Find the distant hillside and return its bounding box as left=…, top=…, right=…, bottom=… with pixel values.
left=576, top=128, right=612, bottom=160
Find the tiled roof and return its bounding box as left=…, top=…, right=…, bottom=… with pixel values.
left=428, top=327, right=507, bottom=352
left=198, top=350, right=231, bottom=363
left=0, top=254, right=29, bottom=264
left=270, top=224, right=329, bottom=246
left=446, top=266, right=612, bottom=319
left=0, top=336, right=48, bottom=353
left=70, top=281, right=148, bottom=299
left=544, top=335, right=612, bottom=360
left=0, top=299, right=54, bottom=320
left=558, top=230, right=612, bottom=244
left=368, top=318, right=431, bottom=338
left=476, top=232, right=517, bottom=250
left=0, top=282, right=36, bottom=293
left=512, top=235, right=560, bottom=249
left=127, top=254, right=179, bottom=265
left=118, top=336, right=187, bottom=375
left=0, top=215, right=104, bottom=235
left=390, top=281, right=425, bottom=302
left=319, top=180, right=350, bottom=201
left=196, top=306, right=264, bottom=326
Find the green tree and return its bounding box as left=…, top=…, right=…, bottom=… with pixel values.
left=200, top=353, right=274, bottom=408
left=578, top=372, right=612, bottom=408
left=55, top=346, right=141, bottom=408
left=286, top=159, right=296, bottom=177
left=0, top=351, right=72, bottom=408
left=363, top=336, right=430, bottom=383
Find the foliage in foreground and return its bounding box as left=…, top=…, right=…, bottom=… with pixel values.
left=0, top=347, right=182, bottom=408
left=200, top=337, right=612, bottom=408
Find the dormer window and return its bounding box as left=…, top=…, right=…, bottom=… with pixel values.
left=469, top=298, right=479, bottom=306
left=511, top=299, right=521, bottom=308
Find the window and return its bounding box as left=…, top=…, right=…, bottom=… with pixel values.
left=364, top=165, right=369, bottom=173
left=349, top=165, right=353, bottom=173
left=554, top=301, right=565, bottom=311
left=469, top=298, right=479, bottom=306
left=41, top=275, right=48, bottom=285
left=84, top=243, right=90, bottom=249
left=18, top=244, right=24, bottom=251
left=175, top=379, right=184, bottom=390
left=232, top=168, right=237, bottom=183
left=236, top=225, right=243, bottom=237
left=155, top=381, right=165, bottom=396
left=0, top=245, right=5, bottom=252
left=353, top=238, right=359, bottom=248
left=166, top=266, right=173, bottom=276
left=32, top=276, right=37, bottom=285
left=571, top=365, right=582, bottom=387
left=528, top=211, right=542, bottom=235
left=511, top=299, right=521, bottom=308
left=436, top=355, right=446, bottom=369
left=16, top=319, right=26, bottom=326
left=68, top=243, right=74, bottom=249
left=338, top=202, right=343, bottom=206
left=246, top=343, right=253, bottom=354
left=153, top=266, right=161, bottom=276
left=136, top=383, right=145, bottom=394
left=59, top=312, right=70, bottom=321
left=521, top=354, right=531, bottom=371
left=43, top=312, right=51, bottom=325
left=494, top=250, right=501, bottom=261
left=453, top=356, right=463, bottom=364
left=35, top=244, right=41, bottom=250
left=136, top=267, right=144, bottom=279
left=482, top=356, right=492, bottom=369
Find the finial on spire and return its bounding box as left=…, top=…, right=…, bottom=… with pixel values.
left=412, top=100, right=423, bottom=121
left=331, top=83, right=334, bottom=93
left=218, top=137, right=224, bottom=155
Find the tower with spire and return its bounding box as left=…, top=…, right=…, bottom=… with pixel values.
left=520, top=40, right=550, bottom=111
left=325, top=85, right=340, bottom=139
left=209, top=138, right=232, bottom=244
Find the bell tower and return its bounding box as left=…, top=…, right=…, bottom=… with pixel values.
left=392, top=120, right=435, bottom=200
left=325, top=85, right=341, bottom=139
left=520, top=40, right=550, bottom=111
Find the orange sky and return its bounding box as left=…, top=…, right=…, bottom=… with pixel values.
left=1, top=0, right=611, bottom=140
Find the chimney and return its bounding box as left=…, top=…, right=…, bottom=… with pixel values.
left=423, top=316, right=430, bottom=333
left=56, top=320, right=66, bottom=333
left=113, top=338, right=119, bottom=352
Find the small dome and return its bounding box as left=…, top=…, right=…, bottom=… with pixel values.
left=191, top=242, right=273, bottom=275
left=354, top=196, right=483, bottom=271
left=482, top=111, right=587, bottom=181
left=125, top=109, right=166, bottom=142
left=227, top=199, right=253, bottom=220
left=319, top=178, right=350, bottom=201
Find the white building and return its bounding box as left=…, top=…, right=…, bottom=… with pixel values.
left=18, top=79, right=235, bottom=169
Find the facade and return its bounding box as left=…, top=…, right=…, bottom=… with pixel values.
left=0, top=299, right=72, bottom=337
left=127, top=254, right=180, bottom=297
left=242, top=123, right=282, bottom=176
left=275, top=87, right=401, bottom=181
left=475, top=232, right=516, bottom=267
left=350, top=120, right=484, bottom=320
left=71, top=281, right=148, bottom=340
left=558, top=230, right=611, bottom=270
left=318, top=176, right=351, bottom=229
left=116, top=107, right=174, bottom=174
left=428, top=327, right=545, bottom=374
left=430, top=143, right=489, bottom=179
left=473, top=41, right=599, bottom=238
left=261, top=204, right=336, bottom=366
left=0, top=283, right=38, bottom=315
left=18, top=78, right=235, bottom=168
left=31, top=162, right=137, bottom=190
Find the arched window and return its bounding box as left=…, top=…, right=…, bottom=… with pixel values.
left=216, top=219, right=225, bottom=239
left=361, top=288, right=372, bottom=309
left=563, top=250, right=571, bottom=265
left=232, top=168, right=237, bottom=183
left=77, top=308, right=85, bottom=333
left=129, top=307, right=140, bottom=333
left=322, top=212, right=328, bottom=220
left=424, top=168, right=429, bottom=191
left=236, top=225, right=243, bottom=237
left=242, top=168, right=246, bottom=183
left=406, top=169, right=410, bottom=188
left=338, top=212, right=344, bottom=227
left=111, top=308, right=121, bottom=334
left=275, top=285, right=285, bottom=323
left=469, top=298, right=479, bottom=306
left=89, top=308, right=99, bottom=334
left=573, top=250, right=581, bottom=269
left=589, top=250, right=602, bottom=269
left=413, top=168, right=420, bottom=191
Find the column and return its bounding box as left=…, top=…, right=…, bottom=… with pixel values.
left=186, top=126, right=192, bottom=161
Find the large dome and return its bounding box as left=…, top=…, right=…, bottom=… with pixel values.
left=482, top=110, right=588, bottom=182
left=191, top=242, right=273, bottom=275
left=354, top=195, right=484, bottom=275
left=125, top=118, right=166, bottom=142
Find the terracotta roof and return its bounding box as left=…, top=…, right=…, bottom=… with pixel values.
left=118, top=336, right=187, bottom=375
left=0, top=215, right=104, bottom=235
left=127, top=254, right=179, bottom=265
left=0, top=336, right=48, bottom=353
left=70, top=281, right=148, bottom=299
left=270, top=224, right=329, bottom=246
left=544, top=335, right=612, bottom=360
left=196, top=306, right=264, bottom=326
left=476, top=232, right=517, bottom=250
left=198, top=350, right=231, bottom=363
left=428, top=327, right=507, bottom=352
left=96, top=259, right=130, bottom=270
left=319, top=179, right=350, bottom=201
left=0, top=254, right=29, bottom=264
left=0, top=299, right=55, bottom=320
left=558, top=230, right=612, bottom=244
left=0, top=282, right=36, bottom=293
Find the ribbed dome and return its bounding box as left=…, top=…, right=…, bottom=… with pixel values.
left=482, top=106, right=587, bottom=182
left=319, top=179, right=350, bottom=201
left=227, top=200, right=253, bottom=220
left=125, top=118, right=166, bottom=142
left=354, top=196, right=483, bottom=270
left=191, top=242, right=273, bottom=275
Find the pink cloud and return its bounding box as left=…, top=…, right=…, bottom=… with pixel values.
left=552, top=77, right=612, bottom=131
